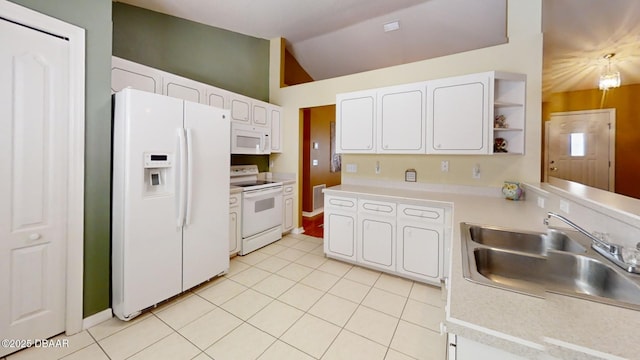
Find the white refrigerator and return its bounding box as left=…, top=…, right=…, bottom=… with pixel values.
left=112, top=88, right=230, bottom=321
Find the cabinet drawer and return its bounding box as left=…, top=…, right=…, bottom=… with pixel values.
left=398, top=204, right=444, bottom=224
left=229, top=193, right=241, bottom=206
left=358, top=199, right=396, bottom=216
left=284, top=184, right=294, bottom=194
left=326, top=196, right=357, bottom=210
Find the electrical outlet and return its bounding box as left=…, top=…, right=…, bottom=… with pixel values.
left=472, top=164, right=480, bottom=179
left=560, top=199, right=570, bottom=213
left=346, top=164, right=357, bottom=173
left=537, top=196, right=545, bottom=208
left=375, top=161, right=381, bottom=174
left=441, top=160, right=449, bottom=172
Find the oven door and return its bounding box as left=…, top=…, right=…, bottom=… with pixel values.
left=242, top=186, right=283, bottom=238
left=231, top=123, right=271, bottom=155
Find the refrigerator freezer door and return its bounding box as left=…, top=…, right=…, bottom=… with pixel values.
left=181, top=101, right=231, bottom=290
left=112, top=89, right=184, bottom=320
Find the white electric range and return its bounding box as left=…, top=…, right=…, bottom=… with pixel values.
left=230, top=165, right=283, bottom=255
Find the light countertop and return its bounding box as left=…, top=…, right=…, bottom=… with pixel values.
left=325, top=183, right=640, bottom=359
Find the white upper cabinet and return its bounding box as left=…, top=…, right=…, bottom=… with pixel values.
left=229, top=94, right=272, bottom=128
left=427, top=73, right=490, bottom=154
left=111, top=57, right=161, bottom=94
left=335, top=71, right=526, bottom=156
left=207, top=87, right=230, bottom=109
left=270, top=105, right=283, bottom=153
left=252, top=101, right=269, bottom=127
left=377, top=83, right=426, bottom=153
left=427, top=71, right=526, bottom=155
left=230, top=94, right=251, bottom=123
left=162, top=72, right=207, bottom=105
left=336, top=89, right=376, bottom=153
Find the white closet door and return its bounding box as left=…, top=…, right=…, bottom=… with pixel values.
left=0, top=18, right=69, bottom=355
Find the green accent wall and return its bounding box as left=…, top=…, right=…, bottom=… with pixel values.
left=113, top=3, right=270, bottom=102
left=7, top=0, right=113, bottom=317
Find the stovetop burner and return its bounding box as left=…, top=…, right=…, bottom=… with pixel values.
left=234, top=180, right=279, bottom=187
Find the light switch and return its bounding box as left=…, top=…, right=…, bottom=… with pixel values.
left=312, top=159, right=318, bottom=166
left=313, top=142, right=319, bottom=150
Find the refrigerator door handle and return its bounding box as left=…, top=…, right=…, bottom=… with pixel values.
left=185, top=128, right=194, bottom=226
left=177, top=128, right=187, bottom=227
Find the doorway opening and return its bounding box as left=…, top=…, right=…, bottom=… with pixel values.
left=300, top=105, right=341, bottom=238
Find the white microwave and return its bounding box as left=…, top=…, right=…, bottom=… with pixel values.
left=231, top=123, right=271, bottom=155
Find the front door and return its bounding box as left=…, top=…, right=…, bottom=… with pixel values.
left=0, top=17, right=69, bottom=356
left=546, top=109, right=615, bottom=191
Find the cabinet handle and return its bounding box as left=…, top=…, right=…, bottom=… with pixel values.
left=28, top=233, right=41, bottom=241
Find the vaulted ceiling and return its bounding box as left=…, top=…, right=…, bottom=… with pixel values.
left=116, top=0, right=640, bottom=97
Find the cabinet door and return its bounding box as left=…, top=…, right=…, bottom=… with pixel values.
left=283, top=195, right=294, bottom=233
left=378, top=83, right=426, bottom=153
left=163, top=73, right=206, bottom=104
left=111, top=56, right=161, bottom=94
left=397, top=224, right=442, bottom=281
left=427, top=73, right=490, bottom=154
left=336, top=90, right=376, bottom=153
left=207, top=87, right=229, bottom=109
left=230, top=95, right=251, bottom=123
left=270, top=106, right=282, bottom=153
left=252, top=101, right=269, bottom=127
left=326, top=213, right=356, bottom=259
left=359, top=217, right=395, bottom=270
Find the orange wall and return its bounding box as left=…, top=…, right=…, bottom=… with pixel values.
left=543, top=84, right=640, bottom=199
left=302, top=105, right=341, bottom=212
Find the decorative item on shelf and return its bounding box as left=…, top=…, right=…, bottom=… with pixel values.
left=405, top=168, right=417, bottom=182
left=493, top=137, right=508, bottom=153
left=494, top=114, right=508, bottom=128
left=502, top=181, right=524, bottom=201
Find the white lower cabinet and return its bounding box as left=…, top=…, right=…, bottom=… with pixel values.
left=324, top=191, right=450, bottom=283
left=324, top=195, right=357, bottom=262
left=450, top=335, right=528, bottom=360
left=282, top=183, right=295, bottom=233
left=396, top=204, right=444, bottom=284
left=357, top=199, right=396, bottom=271
left=229, top=192, right=241, bottom=256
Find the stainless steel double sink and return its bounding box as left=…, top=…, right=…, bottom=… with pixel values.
left=461, top=223, right=640, bottom=310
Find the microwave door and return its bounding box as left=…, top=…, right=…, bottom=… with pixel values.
left=236, top=133, right=262, bottom=154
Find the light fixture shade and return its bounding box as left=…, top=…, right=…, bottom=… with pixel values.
left=599, top=71, right=621, bottom=90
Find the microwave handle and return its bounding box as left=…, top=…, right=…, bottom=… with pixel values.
left=263, top=134, right=269, bottom=153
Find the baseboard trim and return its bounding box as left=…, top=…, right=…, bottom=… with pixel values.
left=302, top=208, right=324, bottom=218
left=83, top=308, right=112, bottom=330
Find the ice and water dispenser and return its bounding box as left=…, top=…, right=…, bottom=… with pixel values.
left=143, top=152, right=172, bottom=195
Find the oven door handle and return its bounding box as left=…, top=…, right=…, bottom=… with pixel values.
left=243, top=187, right=283, bottom=199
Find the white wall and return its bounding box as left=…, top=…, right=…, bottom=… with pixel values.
left=269, top=0, right=543, bottom=227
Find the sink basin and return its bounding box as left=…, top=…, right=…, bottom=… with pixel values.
left=468, top=225, right=586, bottom=255
left=461, top=223, right=640, bottom=310
left=473, top=248, right=546, bottom=296
left=547, top=252, right=640, bottom=307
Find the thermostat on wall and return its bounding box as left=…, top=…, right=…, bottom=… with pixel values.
left=405, top=169, right=417, bottom=182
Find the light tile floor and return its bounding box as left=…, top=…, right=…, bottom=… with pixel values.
left=4, top=233, right=447, bottom=360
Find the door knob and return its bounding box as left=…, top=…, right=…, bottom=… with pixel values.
left=550, top=167, right=558, bottom=171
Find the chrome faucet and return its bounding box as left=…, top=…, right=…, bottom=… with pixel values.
left=544, top=212, right=619, bottom=254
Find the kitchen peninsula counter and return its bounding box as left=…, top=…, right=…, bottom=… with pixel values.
left=325, top=182, right=640, bottom=359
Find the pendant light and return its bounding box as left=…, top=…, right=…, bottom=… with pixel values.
left=599, top=53, right=621, bottom=91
